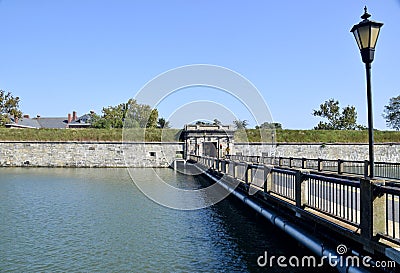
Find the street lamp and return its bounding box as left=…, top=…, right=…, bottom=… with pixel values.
left=350, top=6, right=383, bottom=178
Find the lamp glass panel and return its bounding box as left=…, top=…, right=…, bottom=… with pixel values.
left=358, top=25, right=371, bottom=49
left=370, top=26, right=380, bottom=48
left=352, top=29, right=362, bottom=50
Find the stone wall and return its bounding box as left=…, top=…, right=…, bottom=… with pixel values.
left=1, top=141, right=399, bottom=167
left=0, top=142, right=184, bottom=167
left=233, top=143, right=400, bottom=163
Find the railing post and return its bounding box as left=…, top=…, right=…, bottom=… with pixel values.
left=289, top=157, right=293, bottom=168
left=245, top=164, right=251, bottom=184
left=364, top=160, right=370, bottom=178
left=360, top=178, right=386, bottom=242
left=233, top=161, right=237, bottom=179
left=301, top=158, right=307, bottom=169
left=318, top=158, right=323, bottom=172
left=295, top=170, right=308, bottom=209
left=338, top=159, right=344, bottom=175
left=279, top=157, right=283, bottom=167
left=264, top=165, right=273, bottom=193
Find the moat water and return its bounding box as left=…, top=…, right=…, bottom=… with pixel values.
left=0, top=168, right=334, bottom=272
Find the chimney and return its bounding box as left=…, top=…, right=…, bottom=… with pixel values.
left=72, top=111, right=77, bottom=121
left=23, top=114, right=30, bottom=119
left=68, top=113, right=72, bottom=123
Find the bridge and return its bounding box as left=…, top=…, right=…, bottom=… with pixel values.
left=179, top=125, right=400, bottom=272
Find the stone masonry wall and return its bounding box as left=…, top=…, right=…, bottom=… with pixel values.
left=233, top=143, right=400, bottom=163
left=0, top=142, right=184, bottom=167
left=1, top=142, right=399, bottom=167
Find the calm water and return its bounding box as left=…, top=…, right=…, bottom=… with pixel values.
left=0, top=168, right=333, bottom=272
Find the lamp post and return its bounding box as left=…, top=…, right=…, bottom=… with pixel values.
left=350, top=7, right=383, bottom=178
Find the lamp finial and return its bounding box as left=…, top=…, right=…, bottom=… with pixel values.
left=361, top=6, right=371, bottom=20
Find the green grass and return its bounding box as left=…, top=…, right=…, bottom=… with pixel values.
left=236, top=129, right=400, bottom=143
left=1, top=128, right=400, bottom=143
left=0, top=128, right=182, bottom=142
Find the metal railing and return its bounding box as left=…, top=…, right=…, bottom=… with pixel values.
left=306, top=173, right=360, bottom=225
left=376, top=183, right=400, bottom=240
left=376, top=162, right=400, bottom=180
left=226, top=154, right=400, bottom=181
left=188, top=154, right=400, bottom=244
left=270, top=168, right=297, bottom=201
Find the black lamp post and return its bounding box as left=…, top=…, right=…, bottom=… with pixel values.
left=350, top=7, right=383, bottom=178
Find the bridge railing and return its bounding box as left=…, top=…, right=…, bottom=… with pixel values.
left=226, top=154, right=400, bottom=180
left=305, top=173, right=360, bottom=225
left=269, top=168, right=297, bottom=201
left=188, top=155, right=399, bottom=244
left=263, top=165, right=361, bottom=226
left=376, top=183, right=400, bottom=241
left=376, top=162, right=400, bottom=180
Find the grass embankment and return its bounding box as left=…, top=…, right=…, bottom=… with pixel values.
left=237, top=129, right=400, bottom=143
left=0, top=128, right=182, bottom=142
left=0, top=128, right=400, bottom=143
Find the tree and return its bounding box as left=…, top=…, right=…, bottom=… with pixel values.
left=146, top=109, right=158, bottom=128
left=125, top=99, right=158, bottom=128
left=312, top=98, right=363, bottom=130
left=157, top=117, right=171, bottom=128
left=383, top=95, right=400, bottom=130
left=90, top=99, right=158, bottom=129
left=0, top=90, right=22, bottom=127
left=90, top=111, right=116, bottom=129
left=233, top=119, right=248, bottom=130
left=255, top=122, right=282, bottom=130
left=101, top=103, right=127, bottom=128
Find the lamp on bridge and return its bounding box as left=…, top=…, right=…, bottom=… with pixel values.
left=350, top=6, right=383, bottom=178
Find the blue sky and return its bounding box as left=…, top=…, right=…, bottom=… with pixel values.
left=1, top=1, right=399, bottom=129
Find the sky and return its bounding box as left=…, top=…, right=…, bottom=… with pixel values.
left=1, top=0, right=399, bottom=129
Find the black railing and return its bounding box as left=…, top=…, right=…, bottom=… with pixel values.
left=188, top=154, right=400, bottom=244
left=226, top=154, right=400, bottom=181
left=376, top=184, right=400, bottom=241
left=270, top=168, right=297, bottom=201
left=306, top=173, right=360, bottom=225
left=376, top=162, right=400, bottom=180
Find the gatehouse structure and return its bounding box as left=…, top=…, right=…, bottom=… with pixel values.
left=182, top=124, right=235, bottom=159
